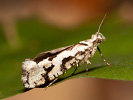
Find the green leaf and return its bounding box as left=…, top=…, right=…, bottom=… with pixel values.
left=57, top=55, right=133, bottom=82
left=0, top=15, right=133, bottom=99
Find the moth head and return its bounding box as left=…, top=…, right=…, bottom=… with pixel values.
left=91, top=32, right=106, bottom=45
left=96, top=32, right=106, bottom=43
left=21, top=59, right=46, bottom=88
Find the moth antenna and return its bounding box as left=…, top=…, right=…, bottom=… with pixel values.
left=97, top=13, right=107, bottom=35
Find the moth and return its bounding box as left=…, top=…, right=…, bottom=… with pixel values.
left=21, top=14, right=110, bottom=89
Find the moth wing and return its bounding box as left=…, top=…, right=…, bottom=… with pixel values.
left=33, top=45, right=73, bottom=63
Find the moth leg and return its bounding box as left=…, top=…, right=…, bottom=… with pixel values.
left=86, top=60, right=91, bottom=75
left=84, top=52, right=91, bottom=75
left=61, top=68, right=67, bottom=75
left=71, top=60, right=80, bottom=75
left=72, top=66, right=77, bottom=75
left=86, top=64, right=89, bottom=75
left=63, top=70, right=66, bottom=75
left=45, top=78, right=58, bottom=90
left=97, top=46, right=111, bottom=66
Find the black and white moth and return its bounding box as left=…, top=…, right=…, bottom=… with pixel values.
left=21, top=14, right=110, bottom=88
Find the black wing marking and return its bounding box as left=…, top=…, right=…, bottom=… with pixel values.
left=33, top=45, right=73, bottom=63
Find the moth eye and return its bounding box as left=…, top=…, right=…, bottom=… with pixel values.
left=99, top=34, right=103, bottom=38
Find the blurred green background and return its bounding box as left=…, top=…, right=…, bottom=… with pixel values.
left=0, top=0, right=133, bottom=100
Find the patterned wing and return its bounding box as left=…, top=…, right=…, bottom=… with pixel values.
left=33, top=45, right=73, bottom=63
